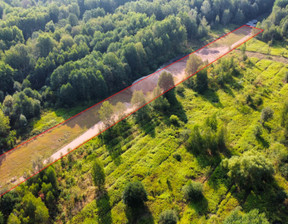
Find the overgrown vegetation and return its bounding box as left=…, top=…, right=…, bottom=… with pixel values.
left=2, top=0, right=288, bottom=223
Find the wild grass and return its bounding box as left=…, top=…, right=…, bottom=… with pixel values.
left=41, top=53, right=288, bottom=223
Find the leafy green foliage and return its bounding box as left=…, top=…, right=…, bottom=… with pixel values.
left=185, top=54, right=203, bottom=77
left=99, top=101, right=114, bottom=128
left=158, top=209, right=178, bottom=224
left=183, top=181, right=203, bottom=202
left=8, top=192, right=49, bottom=224
left=122, top=181, right=148, bottom=208
left=224, top=207, right=269, bottom=224
left=223, top=151, right=274, bottom=191
left=261, top=107, right=274, bottom=124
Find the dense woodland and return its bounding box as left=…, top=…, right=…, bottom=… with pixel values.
left=1, top=0, right=288, bottom=223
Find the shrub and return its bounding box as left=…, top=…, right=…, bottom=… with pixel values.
left=183, top=181, right=203, bottom=202
left=170, top=115, right=180, bottom=126
left=253, top=124, right=262, bottom=138
left=261, top=107, right=274, bottom=123
left=122, top=181, right=148, bottom=208
left=158, top=210, right=178, bottom=224
left=224, top=207, right=269, bottom=224
left=223, top=151, right=274, bottom=191
left=176, top=85, right=185, bottom=96
left=173, top=153, right=181, bottom=162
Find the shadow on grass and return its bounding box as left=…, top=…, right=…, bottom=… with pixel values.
left=96, top=189, right=112, bottom=224
left=188, top=196, right=209, bottom=215
left=200, top=89, right=223, bottom=108
left=125, top=205, right=155, bottom=224
left=256, top=135, right=270, bottom=148
left=232, top=180, right=288, bottom=223
left=100, top=120, right=132, bottom=166
left=156, top=90, right=188, bottom=124
left=134, top=106, right=156, bottom=138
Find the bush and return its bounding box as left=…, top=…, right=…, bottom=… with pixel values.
left=170, top=115, right=180, bottom=126
left=122, top=181, right=148, bottom=208
left=183, top=181, right=203, bottom=202
left=223, top=151, right=274, bottom=191
left=158, top=209, right=178, bottom=224
left=261, top=107, right=274, bottom=123
left=253, top=124, right=262, bottom=138
left=224, top=207, right=269, bottom=224
left=176, top=85, right=185, bottom=96
left=173, top=153, right=181, bottom=162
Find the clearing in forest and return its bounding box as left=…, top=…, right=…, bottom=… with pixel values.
left=0, top=25, right=263, bottom=196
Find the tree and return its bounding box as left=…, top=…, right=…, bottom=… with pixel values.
left=201, top=0, right=214, bottom=22
left=183, top=181, right=203, bottom=202
left=49, top=4, right=59, bottom=23
left=92, top=159, right=105, bottom=189
left=0, top=109, right=10, bottom=149
left=122, top=181, right=148, bottom=208
left=158, top=210, right=178, bottom=224
left=4, top=44, right=31, bottom=81
left=68, top=13, right=79, bottom=26
left=36, top=34, right=55, bottom=58
left=115, top=102, right=126, bottom=119
left=0, top=61, right=14, bottom=94
left=185, top=54, right=203, bottom=77
left=99, top=101, right=114, bottom=128
left=195, top=69, right=208, bottom=94
left=261, top=107, right=274, bottom=124
left=59, top=83, right=76, bottom=106
left=9, top=192, right=49, bottom=224
left=222, top=9, right=232, bottom=25
left=223, top=151, right=274, bottom=191
left=131, top=90, right=146, bottom=107
left=224, top=207, right=269, bottom=224
left=158, top=72, right=174, bottom=91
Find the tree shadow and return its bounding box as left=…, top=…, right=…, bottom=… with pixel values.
left=188, top=196, right=209, bottom=215
left=207, top=163, right=231, bottom=190
left=200, top=89, right=223, bottom=108
left=134, top=106, right=156, bottom=138
left=99, top=119, right=132, bottom=166
left=125, top=204, right=154, bottom=224
left=232, top=180, right=288, bottom=223
left=163, top=89, right=187, bottom=123
left=96, top=189, right=112, bottom=224
left=256, top=135, right=270, bottom=148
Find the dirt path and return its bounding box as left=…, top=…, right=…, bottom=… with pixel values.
left=45, top=104, right=135, bottom=164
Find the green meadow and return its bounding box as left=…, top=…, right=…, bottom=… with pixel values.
left=38, top=51, right=288, bottom=223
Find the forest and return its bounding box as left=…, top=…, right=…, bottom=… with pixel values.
left=1, top=0, right=288, bottom=223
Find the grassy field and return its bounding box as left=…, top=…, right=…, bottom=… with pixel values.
left=246, top=38, right=288, bottom=57
left=0, top=90, right=132, bottom=192
left=36, top=52, right=288, bottom=223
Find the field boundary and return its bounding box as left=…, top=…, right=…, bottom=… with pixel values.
left=0, top=25, right=263, bottom=197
